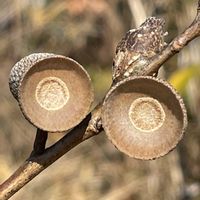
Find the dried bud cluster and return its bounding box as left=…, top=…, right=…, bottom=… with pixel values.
left=113, top=17, right=168, bottom=82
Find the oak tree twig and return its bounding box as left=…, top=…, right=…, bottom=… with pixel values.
left=144, top=4, right=200, bottom=76
left=30, top=129, right=48, bottom=157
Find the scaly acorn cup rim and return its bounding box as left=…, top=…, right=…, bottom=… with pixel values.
left=9, top=53, right=56, bottom=100
left=102, top=76, right=188, bottom=160
left=18, top=56, right=94, bottom=132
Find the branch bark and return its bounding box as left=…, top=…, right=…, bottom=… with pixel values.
left=30, top=129, right=48, bottom=157
left=143, top=5, right=200, bottom=76
left=0, top=1, right=200, bottom=199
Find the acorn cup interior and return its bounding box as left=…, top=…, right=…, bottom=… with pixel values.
left=17, top=56, right=94, bottom=132
left=102, top=76, right=187, bottom=160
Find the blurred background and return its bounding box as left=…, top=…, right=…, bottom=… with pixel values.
left=0, top=0, right=200, bottom=199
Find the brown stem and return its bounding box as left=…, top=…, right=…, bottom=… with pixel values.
left=143, top=2, right=200, bottom=76
left=0, top=1, right=200, bottom=199
left=0, top=111, right=102, bottom=200
left=30, top=129, right=48, bottom=156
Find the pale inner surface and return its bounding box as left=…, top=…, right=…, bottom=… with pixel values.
left=35, top=77, right=69, bottom=111
left=129, top=97, right=165, bottom=132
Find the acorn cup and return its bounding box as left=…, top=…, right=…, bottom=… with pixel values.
left=9, top=53, right=94, bottom=132
left=102, top=76, right=187, bottom=160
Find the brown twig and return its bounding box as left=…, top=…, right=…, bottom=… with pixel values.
left=143, top=2, right=200, bottom=76
left=30, top=129, right=48, bottom=157
left=0, top=1, right=200, bottom=199
left=0, top=106, right=102, bottom=200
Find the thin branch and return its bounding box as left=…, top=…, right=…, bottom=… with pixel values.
left=0, top=106, right=102, bottom=200
left=0, top=1, right=200, bottom=199
left=143, top=2, right=200, bottom=76
left=30, top=129, right=48, bottom=157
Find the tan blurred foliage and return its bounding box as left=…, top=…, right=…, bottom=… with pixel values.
left=0, top=0, right=200, bottom=200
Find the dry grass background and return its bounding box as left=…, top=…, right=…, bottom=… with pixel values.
left=0, top=0, right=200, bottom=200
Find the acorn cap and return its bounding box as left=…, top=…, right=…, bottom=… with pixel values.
left=102, top=76, right=187, bottom=160
left=9, top=54, right=94, bottom=132
left=9, top=53, right=55, bottom=100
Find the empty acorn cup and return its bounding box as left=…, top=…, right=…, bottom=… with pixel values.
left=102, top=76, right=187, bottom=160
left=9, top=53, right=94, bottom=132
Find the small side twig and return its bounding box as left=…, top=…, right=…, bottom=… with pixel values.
left=0, top=1, right=200, bottom=199
left=0, top=107, right=102, bottom=200
left=30, top=129, right=48, bottom=157
left=144, top=2, right=200, bottom=76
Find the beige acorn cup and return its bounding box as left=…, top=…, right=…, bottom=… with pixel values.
left=9, top=53, right=94, bottom=132
left=102, top=76, right=187, bottom=160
